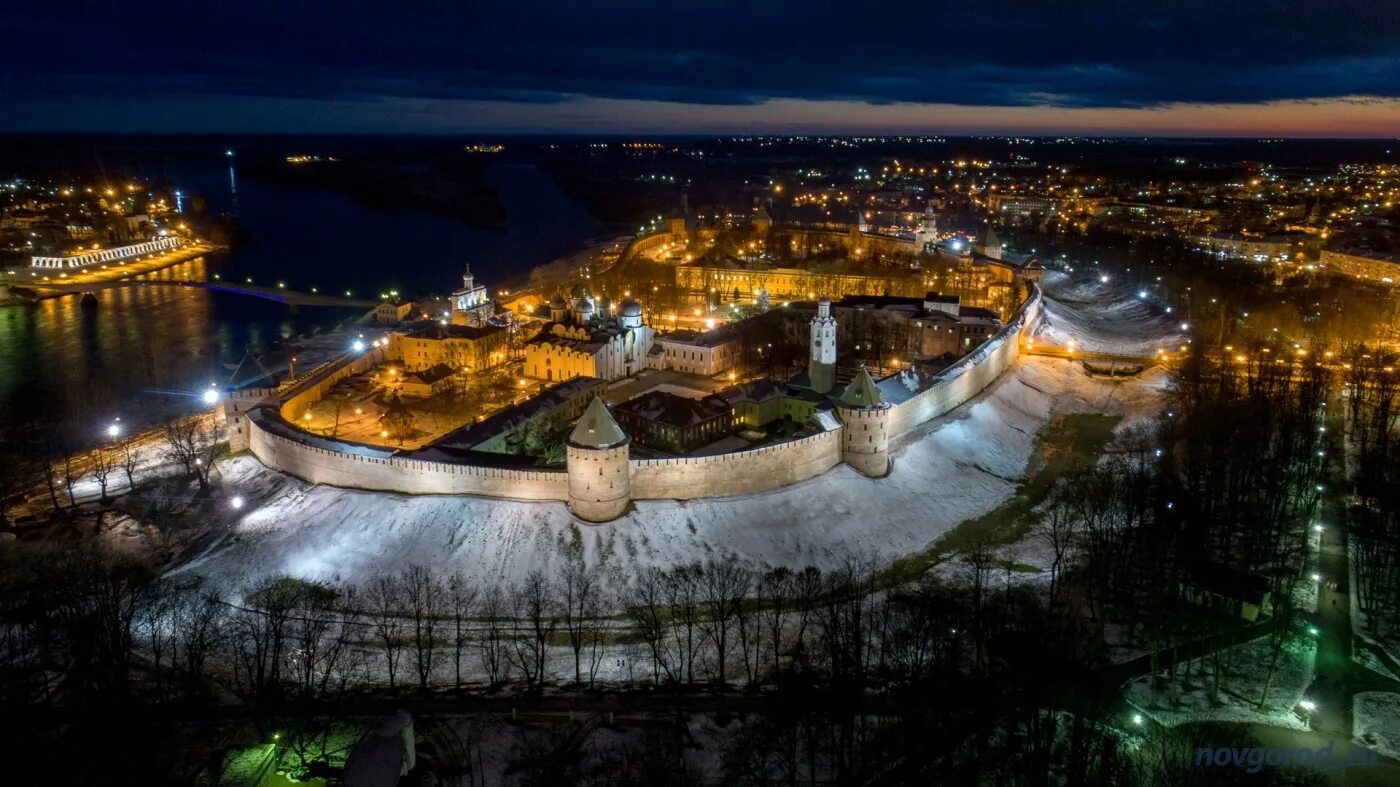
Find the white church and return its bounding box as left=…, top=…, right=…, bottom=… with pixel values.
left=523, top=282, right=656, bottom=383
left=451, top=263, right=493, bottom=326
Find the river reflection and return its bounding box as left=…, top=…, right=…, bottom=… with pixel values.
left=0, top=156, right=601, bottom=429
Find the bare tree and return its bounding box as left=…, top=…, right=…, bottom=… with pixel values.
left=233, top=577, right=299, bottom=702
left=171, top=584, right=224, bottom=701
left=1039, top=482, right=1079, bottom=606
left=402, top=565, right=444, bottom=691
left=365, top=573, right=407, bottom=689
left=509, top=570, right=557, bottom=692
left=120, top=439, right=140, bottom=491
left=162, top=415, right=225, bottom=491
left=139, top=579, right=177, bottom=702
left=285, top=580, right=348, bottom=699
left=89, top=445, right=117, bottom=502
left=446, top=571, right=479, bottom=691
left=560, top=557, right=603, bottom=688
left=627, top=566, right=675, bottom=685
left=699, top=557, right=751, bottom=686
left=758, top=567, right=796, bottom=678
left=479, top=585, right=511, bottom=686
left=664, top=563, right=703, bottom=684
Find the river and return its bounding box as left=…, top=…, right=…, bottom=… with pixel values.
left=0, top=147, right=601, bottom=431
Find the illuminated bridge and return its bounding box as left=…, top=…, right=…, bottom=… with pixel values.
left=25, top=279, right=379, bottom=309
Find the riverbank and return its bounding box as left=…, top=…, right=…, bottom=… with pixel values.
left=1, top=241, right=227, bottom=303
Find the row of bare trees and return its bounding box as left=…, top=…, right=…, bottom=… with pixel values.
left=1343, top=343, right=1400, bottom=648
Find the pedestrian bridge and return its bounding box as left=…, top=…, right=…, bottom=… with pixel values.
left=28, top=279, right=379, bottom=309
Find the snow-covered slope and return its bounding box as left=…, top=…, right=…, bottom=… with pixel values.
left=1035, top=270, right=1188, bottom=357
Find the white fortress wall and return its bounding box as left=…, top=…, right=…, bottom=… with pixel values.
left=247, top=418, right=568, bottom=499
left=889, top=284, right=1042, bottom=435
left=630, top=426, right=842, bottom=500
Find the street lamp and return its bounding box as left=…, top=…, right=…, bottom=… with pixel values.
left=106, top=420, right=121, bottom=438
left=202, top=386, right=220, bottom=406
left=230, top=495, right=244, bottom=510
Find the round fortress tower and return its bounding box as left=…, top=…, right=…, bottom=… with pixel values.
left=836, top=366, right=892, bottom=477
left=565, top=396, right=632, bottom=521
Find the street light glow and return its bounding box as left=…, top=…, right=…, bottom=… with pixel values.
left=230, top=495, right=244, bottom=510
left=202, top=387, right=220, bottom=406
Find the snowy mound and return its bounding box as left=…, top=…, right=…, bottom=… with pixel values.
left=1035, top=271, right=1188, bottom=357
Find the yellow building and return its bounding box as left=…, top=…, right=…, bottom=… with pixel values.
left=1320, top=248, right=1400, bottom=284
left=676, top=257, right=929, bottom=303
left=389, top=322, right=510, bottom=374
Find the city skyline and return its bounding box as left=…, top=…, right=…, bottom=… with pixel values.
left=4, top=1, right=1398, bottom=136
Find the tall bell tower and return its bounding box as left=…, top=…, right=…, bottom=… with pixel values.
left=808, top=297, right=837, bottom=394
left=915, top=203, right=939, bottom=253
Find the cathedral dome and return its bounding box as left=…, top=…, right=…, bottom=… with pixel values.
left=619, top=298, right=643, bottom=317
left=577, top=297, right=595, bottom=314
left=549, top=293, right=568, bottom=309
left=570, top=282, right=593, bottom=299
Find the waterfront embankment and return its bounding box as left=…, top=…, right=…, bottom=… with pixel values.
left=1, top=241, right=226, bottom=302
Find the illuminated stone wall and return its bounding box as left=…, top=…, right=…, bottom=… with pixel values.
left=235, top=283, right=1043, bottom=515
left=246, top=417, right=570, bottom=500
left=630, top=426, right=843, bottom=500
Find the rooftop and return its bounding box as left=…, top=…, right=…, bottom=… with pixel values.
left=568, top=396, right=629, bottom=449
left=616, top=390, right=730, bottom=428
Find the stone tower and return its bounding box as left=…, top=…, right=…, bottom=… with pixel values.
left=915, top=203, right=939, bottom=252
left=837, top=366, right=891, bottom=477
left=981, top=223, right=1003, bottom=260
left=808, top=297, right=837, bottom=394
left=565, top=397, right=632, bottom=521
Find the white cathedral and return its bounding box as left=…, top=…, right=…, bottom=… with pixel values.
left=524, top=282, right=655, bottom=383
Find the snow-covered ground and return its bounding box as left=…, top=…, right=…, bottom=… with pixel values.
left=1034, top=271, right=1190, bottom=357
left=1354, top=692, right=1400, bottom=762
left=172, top=274, right=1174, bottom=596
left=1125, top=634, right=1316, bottom=731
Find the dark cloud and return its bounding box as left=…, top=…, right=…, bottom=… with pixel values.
left=2, top=0, right=1398, bottom=129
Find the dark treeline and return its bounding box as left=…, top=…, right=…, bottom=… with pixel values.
left=1345, top=344, right=1400, bottom=658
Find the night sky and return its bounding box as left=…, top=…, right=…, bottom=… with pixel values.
left=4, top=1, right=1398, bottom=136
